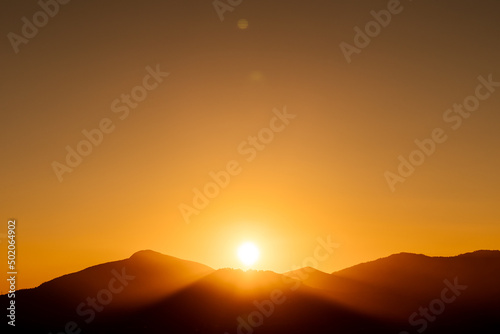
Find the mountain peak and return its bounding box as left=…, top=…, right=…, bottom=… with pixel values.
left=456, top=249, right=500, bottom=258
left=128, top=250, right=214, bottom=273
left=129, top=249, right=164, bottom=259
left=286, top=266, right=326, bottom=276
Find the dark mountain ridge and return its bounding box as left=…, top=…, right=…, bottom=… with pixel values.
left=2, top=250, right=499, bottom=333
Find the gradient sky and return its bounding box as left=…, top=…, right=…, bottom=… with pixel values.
left=1, top=0, right=499, bottom=291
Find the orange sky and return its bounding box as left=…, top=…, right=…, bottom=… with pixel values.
left=1, top=0, right=500, bottom=291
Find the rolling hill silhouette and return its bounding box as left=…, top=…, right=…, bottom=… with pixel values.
left=286, top=251, right=500, bottom=332
left=2, top=250, right=499, bottom=333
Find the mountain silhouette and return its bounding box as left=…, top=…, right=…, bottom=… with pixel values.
left=286, top=251, right=500, bottom=332
left=2, top=250, right=499, bottom=333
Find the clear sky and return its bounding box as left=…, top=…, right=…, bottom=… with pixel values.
left=1, top=0, right=499, bottom=291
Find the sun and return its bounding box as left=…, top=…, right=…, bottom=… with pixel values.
left=237, top=242, right=259, bottom=267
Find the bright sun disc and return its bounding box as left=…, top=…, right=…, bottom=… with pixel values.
left=237, top=242, right=259, bottom=266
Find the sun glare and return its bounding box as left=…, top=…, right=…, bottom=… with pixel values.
left=237, top=242, right=259, bottom=267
